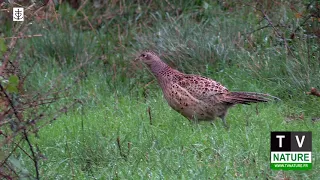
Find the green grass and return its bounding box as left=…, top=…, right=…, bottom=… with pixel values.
left=25, top=68, right=319, bottom=179
left=34, top=91, right=319, bottom=179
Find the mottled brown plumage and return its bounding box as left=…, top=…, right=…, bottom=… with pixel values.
left=137, top=50, right=278, bottom=127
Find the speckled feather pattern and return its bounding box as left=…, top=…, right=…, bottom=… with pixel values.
left=138, top=50, right=271, bottom=123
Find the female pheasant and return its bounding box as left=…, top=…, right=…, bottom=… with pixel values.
left=137, top=50, right=278, bottom=127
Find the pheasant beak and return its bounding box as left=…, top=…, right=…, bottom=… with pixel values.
left=134, top=57, right=140, bottom=62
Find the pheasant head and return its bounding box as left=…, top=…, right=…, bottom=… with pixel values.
left=137, top=50, right=168, bottom=75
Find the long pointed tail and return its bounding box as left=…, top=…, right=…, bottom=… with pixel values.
left=226, top=92, right=280, bottom=105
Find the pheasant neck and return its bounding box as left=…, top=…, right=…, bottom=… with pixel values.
left=149, top=60, right=170, bottom=77
left=150, top=62, right=182, bottom=89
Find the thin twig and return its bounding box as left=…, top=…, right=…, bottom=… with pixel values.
left=116, top=136, right=127, bottom=159
left=147, top=106, right=152, bottom=125
left=244, top=25, right=271, bottom=35
left=0, top=138, right=24, bottom=168
left=293, top=14, right=313, bottom=33
left=262, top=11, right=290, bottom=52
left=0, top=37, right=18, bottom=77
left=243, top=24, right=287, bottom=36
left=80, top=11, right=96, bottom=33
left=2, top=34, right=42, bottom=40
left=23, top=130, right=39, bottom=180
left=0, top=84, right=40, bottom=179
left=30, top=99, right=81, bottom=133
left=75, top=0, right=89, bottom=15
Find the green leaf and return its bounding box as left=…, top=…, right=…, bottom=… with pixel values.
left=8, top=75, right=19, bottom=86
left=6, top=75, right=19, bottom=93
left=0, top=38, right=7, bottom=57
left=7, top=84, right=18, bottom=93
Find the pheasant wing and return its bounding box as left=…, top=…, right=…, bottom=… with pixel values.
left=175, top=74, right=229, bottom=103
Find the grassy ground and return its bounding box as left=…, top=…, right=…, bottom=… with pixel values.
left=36, top=97, right=318, bottom=179
left=27, top=67, right=319, bottom=179
left=1, top=0, right=319, bottom=179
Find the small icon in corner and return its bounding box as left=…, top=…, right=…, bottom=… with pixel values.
left=13, top=8, right=24, bottom=22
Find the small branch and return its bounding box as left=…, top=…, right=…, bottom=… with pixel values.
left=80, top=11, right=96, bottom=33
left=293, top=14, right=313, bottom=33
left=244, top=25, right=271, bottom=35
left=0, top=84, right=23, bottom=122
left=147, top=106, right=152, bottom=125
left=0, top=36, right=18, bottom=77
left=75, top=0, right=89, bottom=15
left=243, top=24, right=287, bottom=36
left=0, top=138, right=25, bottom=168
left=2, top=34, right=42, bottom=40
left=261, top=12, right=289, bottom=50
left=116, top=136, right=127, bottom=159
left=127, top=142, right=131, bottom=158
left=0, top=84, right=39, bottom=179
left=23, top=130, right=40, bottom=180
left=144, top=79, right=155, bottom=89
left=31, top=99, right=81, bottom=133
left=242, top=2, right=295, bottom=55
left=0, top=171, right=13, bottom=180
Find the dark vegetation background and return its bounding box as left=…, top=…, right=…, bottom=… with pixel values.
left=0, top=0, right=319, bottom=179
